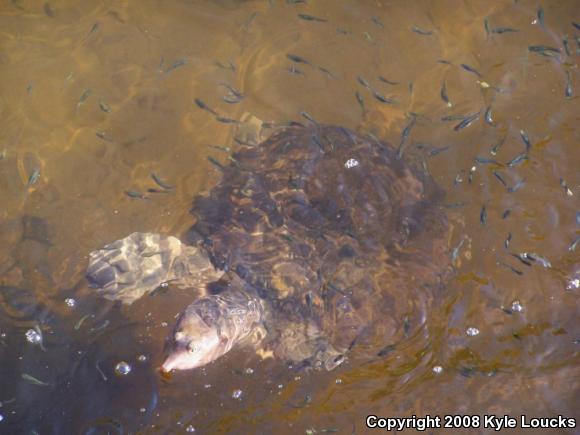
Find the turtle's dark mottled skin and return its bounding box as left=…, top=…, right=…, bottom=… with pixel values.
left=87, top=122, right=450, bottom=372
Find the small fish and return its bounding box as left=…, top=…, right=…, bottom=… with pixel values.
left=493, top=170, right=508, bottom=187
left=408, top=81, right=414, bottom=95
left=150, top=173, right=173, bottom=190
left=297, top=13, right=326, bottom=22
left=573, top=22, right=580, bottom=30
left=287, top=54, right=311, bottom=65
left=301, top=111, right=318, bottom=125
left=460, top=64, right=483, bottom=78
left=147, top=188, right=170, bottom=194
left=412, top=26, right=433, bottom=35
left=194, top=98, right=218, bottom=116
left=528, top=45, right=561, bottom=58
left=453, top=112, right=480, bottom=131
left=124, top=190, right=146, bottom=199
left=355, top=91, right=366, bottom=115
left=357, top=75, right=371, bottom=89
left=440, top=81, right=452, bottom=107
left=311, top=135, right=326, bottom=153
left=27, top=168, right=40, bottom=186
left=377, top=344, right=396, bottom=357
left=207, top=156, right=225, bottom=170
left=86, top=22, right=99, bottom=39
left=484, top=106, right=494, bottom=125
left=506, top=152, right=528, bottom=167
left=519, top=130, right=531, bottom=151
left=215, top=116, right=238, bottom=124
left=521, top=252, right=551, bottom=268
left=220, top=83, right=244, bottom=104
left=576, top=211, right=580, bottom=226
left=511, top=253, right=533, bottom=267
left=77, top=89, right=91, bottom=107
left=490, top=136, right=506, bottom=155
left=504, top=232, right=512, bottom=249
left=480, top=204, right=487, bottom=225
left=371, top=16, right=384, bottom=29
left=560, top=178, right=573, bottom=196
left=75, top=313, right=92, bottom=330
left=499, top=261, right=523, bottom=276
left=207, top=145, right=231, bottom=153
left=536, top=6, right=545, bottom=27
left=484, top=17, right=490, bottom=37
left=475, top=156, right=499, bottom=165
left=396, top=115, right=417, bottom=159
left=363, top=31, right=373, bottom=42
left=563, top=37, right=571, bottom=56
left=565, top=71, right=573, bottom=99
left=437, top=59, right=452, bottom=65
left=44, top=3, right=55, bottom=17
left=569, top=236, right=580, bottom=251
left=378, top=76, right=398, bottom=85
left=492, top=27, right=519, bottom=34
left=336, top=27, right=349, bottom=34
left=215, top=60, right=236, bottom=72
left=371, top=90, right=396, bottom=104
left=451, top=238, right=465, bottom=264
left=428, top=145, right=450, bottom=156
left=507, top=178, right=525, bottom=193
left=165, top=59, right=187, bottom=74
left=99, top=101, right=111, bottom=113
left=441, top=114, right=466, bottom=122
left=502, top=209, right=511, bottom=219
left=21, top=373, right=50, bottom=387
left=318, top=66, right=336, bottom=78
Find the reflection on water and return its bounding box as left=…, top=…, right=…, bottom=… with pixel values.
left=0, top=0, right=578, bottom=433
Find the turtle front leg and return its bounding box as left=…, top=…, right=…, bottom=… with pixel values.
left=86, top=232, right=222, bottom=304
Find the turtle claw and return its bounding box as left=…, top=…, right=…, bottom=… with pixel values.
left=87, top=232, right=184, bottom=304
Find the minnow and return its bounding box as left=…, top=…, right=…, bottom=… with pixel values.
left=453, top=112, right=480, bottom=131
left=484, top=17, right=490, bottom=37
left=371, top=16, right=384, bottom=28
left=492, top=27, right=519, bottom=34
left=77, top=89, right=91, bottom=107
left=75, top=313, right=93, bottom=330
left=428, top=145, right=450, bottom=156
left=441, top=114, right=466, bottom=121
left=519, top=130, right=531, bottom=151
left=396, top=115, right=417, bottom=159
left=507, top=178, right=525, bottom=193
left=520, top=252, right=551, bottom=268
left=215, top=116, right=238, bottom=124
left=460, top=64, right=482, bottom=78
left=499, top=261, right=523, bottom=276
left=493, top=170, right=508, bottom=187
left=377, top=344, right=396, bottom=357
left=475, top=156, right=499, bottom=165
left=412, top=26, right=433, bottom=35
left=297, top=13, right=327, bottom=22
left=565, top=71, right=573, bottom=98
left=563, top=37, right=571, bottom=56
left=451, top=238, right=465, bottom=264
left=286, top=54, right=311, bottom=65
left=528, top=45, right=561, bottom=57
left=99, top=101, right=111, bottom=113
left=215, top=60, right=236, bottom=71
left=536, top=7, right=544, bottom=27
left=490, top=136, right=505, bottom=155
left=27, top=168, right=40, bottom=186
left=150, top=173, right=173, bottom=190
left=371, top=90, right=396, bottom=104
left=505, top=232, right=512, bottom=249
left=560, top=178, right=573, bottom=196
left=511, top=253, right=533, bottom=267
left=570, top=236, right=580, bottom=251
left=21, top=373, right=50, bottom=387
left=480, top=204, right=487, bottom=225
left=207, top=145, right=231, bottom=153
left=502, top=209, right=511, bottom=219
left=301, top=111, right=318, bottom=125
left=506, top=152, right=528, bottom=167
left=355, top=91, right=366, bottom=115
left=573, top=22, right=580, bottom=30
left=357, top=75, right=372, bottom=89
left=165, top=59, right=187, bottom=74
left=378, top=76, right=398, bottom=85
left=484, top=106, right=494, bottom=125
left=194, top=98, right=218, bottom=116
left=440, top=81, right=452, bottom=107
left=125, top=190, right=146, bottom=199
left=318, top=66, right=336, bottom=78
left=437, top=59, right=452, bottom=65
left=311, top=135, right=325, bottom=153
left=363, top=31, right=373, bottom=42
left=207, top=156, right=225, bottom=170
left=147, top=188, right=170, bottom=194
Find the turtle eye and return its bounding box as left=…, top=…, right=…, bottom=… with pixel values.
left=188, top=343, right=198, bottom=353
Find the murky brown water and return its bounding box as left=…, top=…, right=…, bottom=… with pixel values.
left=1, top=0, right=579, bottom=433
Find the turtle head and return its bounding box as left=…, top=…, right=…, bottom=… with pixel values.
left=161, top=291, right=263, bottom=372
left=161, top=302, right=228, bottom=372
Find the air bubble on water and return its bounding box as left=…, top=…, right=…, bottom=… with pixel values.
left=64, top=298, right=76, bottom=308
left=25, top=329, right=41, bottom=344
left=277, top=384, right=283, bottom=389
left=140, top=408, right=146, bottom=413
left=344, top=158, right=359, bottom=169
left=204, top=384, right=211, bottom=389
left=232, top=389, right=243, bottom=400
left=567, top=278, right=579, bottom=290
left=511, top=300, right=523, bottom=312
left=244, top=367, right=254, bottom=375
left=466, top=327, right=480, bottom=337
left=185, top=424, right=196, bottom=432
left=161, top=322, right=168, bottom=327
left=0, top=414, right=3, bottom=422
left=114, top=361, right=132, bottom=376
left=433, top=365, right=443, bottom=374
left=335, top=378, right=343, bottom=384
left=137, top=354, right=147, bottom=363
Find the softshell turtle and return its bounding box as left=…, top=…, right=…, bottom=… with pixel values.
left=86, top=115, right=450, bottom=372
